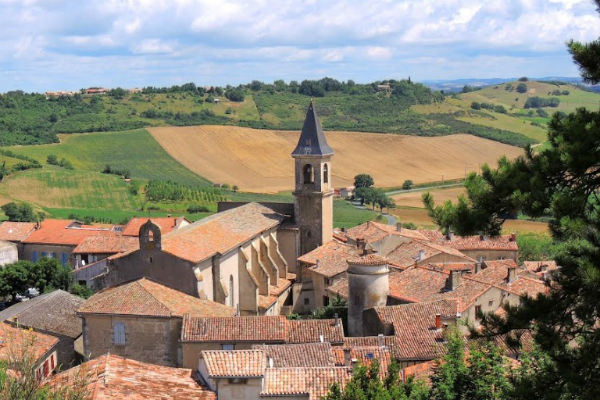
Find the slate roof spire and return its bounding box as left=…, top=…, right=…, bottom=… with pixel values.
left=292, top=101, right=334, bottom=157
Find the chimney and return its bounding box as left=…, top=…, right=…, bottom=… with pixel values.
left=356, top=238, right=366, bottom=254
left=475, top=262, right=482, bottom=273
left=479, top=234, right=487, bottom=241
left=341, top=227, right=346, bottom=233
left=343, top=349, right=351, bottom=366
left=377, top=333, right=385, bottom=347
left=396, top=222, right=402, bottom=232
left=435, top=314, right=442, bottom=330
left=319, top=334, right=324, bottom=343
left=446, top=231, right=454, bottom=241
left=509, top=233, right=516, bottom=242
left=417, top=249, right=425, bottom=262
left=507, top=267, right=517, bottom=283
left=447, top=270, right=462, bottom=291
left=334, top=313, right=340, bottom=326
left=268, top=357, right=274, bottom=368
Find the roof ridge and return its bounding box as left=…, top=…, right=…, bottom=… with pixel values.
left=136, top=278, right=176, bottom=316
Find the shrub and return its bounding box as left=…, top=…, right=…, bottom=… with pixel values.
left=516, top=83, right=528, bottom=93
left=187, top=204, right=210, bottom=213
left=402, top=180, right=414, bottom=190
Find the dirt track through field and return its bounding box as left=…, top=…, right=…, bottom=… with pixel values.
left=148, top=125, right=523, bottom=193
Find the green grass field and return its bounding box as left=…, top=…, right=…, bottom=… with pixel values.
left=6, top=129, right=210, bottom=186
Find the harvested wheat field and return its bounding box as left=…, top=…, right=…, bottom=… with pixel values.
left=392, top=186, right=467, bottom=208
left=149, top=125, right=524, bottom=193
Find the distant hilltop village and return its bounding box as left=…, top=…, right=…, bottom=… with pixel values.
left=0, top=103, right=556, bottom=399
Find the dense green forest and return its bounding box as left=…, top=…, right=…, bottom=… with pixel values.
left=0, top=78, right=535, bottom=147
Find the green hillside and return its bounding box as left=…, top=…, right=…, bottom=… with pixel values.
left=413, top=80, right=598, bottom=145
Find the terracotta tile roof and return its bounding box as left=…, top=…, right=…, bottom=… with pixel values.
left=347, top=254, right=388, bottom=266
left=299, top=241, right=358, bottom=278
left=388, top=267, right=493, bottom=312
left=386, top=239, right=474, bottom=268
left=0, top=323, right=58, bottom=363
left=0, top=221, right=36, bottom=242
left=346, top=221, right=428, bottom=243
left=430, top=262, right=476, bottom=272
left=201, top=349, right=266, bottom=378
left=22, top=219, right=114, bottom=246
left=47, top=354, right=215, bottom=399
left=72, top=234, right=139, bottom=254
left=182, top=315, right=345, bottom=344
left=342, top=336, right=403, bottom=360
left=161, top=203, right=287, bottom=263
left=373, top=300, right=458, bottom=360
left=473, top=260, right=548, bottom=298
left=327, top=274, right=349, bottom=299
left=523, top=260, right=559, bottom=277
left=261, top=367, right=352, bottom=400
left=0, top=290, right=84, bottom=339
left=259, top=278, right=293, bottom=311
left=287, top=319, right=345, bottom=344
left=331, top=346, right=392, bottom=376
left=182, top=315, right=289, bottom=343
left=121, top=217, right=186, bottom=236
left=252, top=343, right=335, bottom=367
left=418, top=230, right=518, bottom=251
left=78, top=278, right=235, bottom=318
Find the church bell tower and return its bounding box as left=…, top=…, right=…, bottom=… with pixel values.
left=292, top=101, right=334, bottom=256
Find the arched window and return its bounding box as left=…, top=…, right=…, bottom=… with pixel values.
left=229, top=275, right=234, bottom=307
left=303, top=164, right=314, bottom=184
left=323, top=163, right=329, bottom=183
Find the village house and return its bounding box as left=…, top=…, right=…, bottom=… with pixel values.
left=0, top=221, right=36, bottom=259
left=47, top=354, right=216, bottom=399
left=0, top=239, right=18, bottom=266
left=180, top=314, right=344, bottom=370
left=77, top=278, right=235, bottom=367
left=0, top=289, right=85, bottom=369
left=120, top=216, right=190, bottom=237
left=0, top=322, right=59, bottom=380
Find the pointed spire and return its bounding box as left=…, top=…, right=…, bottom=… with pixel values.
left=291, top=101, right=334, bottom=157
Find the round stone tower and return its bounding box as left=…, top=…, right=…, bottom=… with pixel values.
left=347, top=254, right=390, bottom=337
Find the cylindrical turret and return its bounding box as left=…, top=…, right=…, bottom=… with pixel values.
left=347, top=254, right=390, bottom=337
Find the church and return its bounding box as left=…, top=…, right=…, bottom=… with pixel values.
left=84, top=101, right=335, bottom=316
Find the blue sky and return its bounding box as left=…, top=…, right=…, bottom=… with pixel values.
left=1, top=0, right=599, bottom=92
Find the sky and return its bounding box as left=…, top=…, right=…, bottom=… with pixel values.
left=1, top=0, right=600, bottom=92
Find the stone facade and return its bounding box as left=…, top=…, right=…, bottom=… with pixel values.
left=81, top=314, right=182, bottom=367
left=0, top=240, right=18, bottom=266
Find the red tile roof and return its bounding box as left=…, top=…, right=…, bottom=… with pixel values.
left=47, top=354, right=215, bottom=399
left=78, top=278, right=235, bottom=318
left=0, top=221, right=36, bottom=242
left=0, top=322, right=58, bottom=363
left=347, top=253, right=388, bottom=266
left=201, top=350, right=266, bottom=378
left=181, top=315, right=345, bottom=344
left=72, top=234, right=138, bottom=254
left=386, top=239, right=474, bottom=268
left=161, top=203, right=287, bottom=263
left=345, top=221, right=428, bottom=243
left=473, top=260, right=547, bottom=298
left=121, top=217, right=186, bottom=236
left=388, top=266, right=493, bottom=312
left=22, top=219, right=114, bottom=246
left=373, top=300, right=458, bottom=360
left=418, top=230, right=518, bottom=251
left=252, top=343, right=335, bottom=367
left=523, top=260, right=559, bottom=277
left=331, top=346, right=392, bottom=376
left=261, top=367, right=352, bottom=400
left=299, top=240, right=358, bottom=278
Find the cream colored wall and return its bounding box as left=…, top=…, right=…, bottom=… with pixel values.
left=421, top=252, right=473, bottom=266
left=461, top=286, right=504, bottom=329
left=214, top=378, right=263, bottom=400
left=81, top=314, right=181, bottom=367
left=0, top=242, right=18, bottom=266
left=182, top=342, right=261, bottom=370
left=219, top=249, right=239, bottom=309
left=376, top=235, right=412, bottom=257
left=276, top=227, right=299, bottom=275
left=461, top=249, right=518, bottom=262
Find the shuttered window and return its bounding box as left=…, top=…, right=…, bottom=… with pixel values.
left=113, top=322, right=126, bottom=345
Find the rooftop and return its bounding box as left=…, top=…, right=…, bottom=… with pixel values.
left=72, top=234, right=138, bottom=254
left=22, top=219, right=114, bottom=246
left=0, top=290, right=85, bottom=339
left=418, top=230, right=518, bottom=251
left=201, top=350, right=266, bottom=378
left=0, top=221, right=36, bottom=242
left=252, top=343, right=335, bottom=368
left=121, top=217, right=187, bottom=237
left=181, top=315, right=344, bottom=344
left=261, top=367, right=352, bottom=400
left=473, top=260, right=547, bottom=298
left=344, top=221, right=428, bottom=243
left=161, top=203, right=287, bottom=263
left=0, top=323, right=59, bottom=363
left=299, top=240, right=358, bottom=278
left=386, top=239, right=474, bottom=267
left=47, top=354, right=215, bottom=399
left=78, top=278, right=235, bottom=318
left=347, top=253, right=388, bottom=266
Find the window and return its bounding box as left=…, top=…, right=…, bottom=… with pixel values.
left=32, top=251, right=38, bottom=262
left=324, top=277, right=331, bottom=286
left=303, top=164, right=314, bottom=184
left=323, top=296, right=329, bottom=306
left=488, top=300, right=494, bottom=307
left=323, top=163, right=329, bottom=183
left=112, top=322, right=126, bottom=345
left=51, top=252, right=57, bottom=259
left=304, top=297, right=310, bottom=305
left=228, top=378, right=248, bottom=384
left=475, top=305, right=482, bottom=318
left=222, top=344, right=234, bottom=350
left=41, top=252, right=47, bottom=258
left=61, top=253, right=68, bottom=265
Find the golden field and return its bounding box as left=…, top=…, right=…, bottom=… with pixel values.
left=148, top=126, right=524, bottom=193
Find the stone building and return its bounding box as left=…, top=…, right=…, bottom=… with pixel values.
left=0, top=289, right=85, bottom=369
left=78, top=278, right=235, bottom=367
left=0, top=239, right=18, bottom=266
left=0, top=221, right=36, bottom=259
